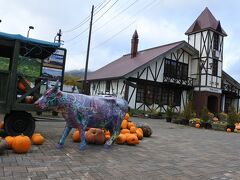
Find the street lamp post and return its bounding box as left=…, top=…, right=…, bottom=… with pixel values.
left=27, top=26, right=34, bottom=38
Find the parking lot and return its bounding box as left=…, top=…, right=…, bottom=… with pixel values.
left=1, top=115, right=240, bottom=180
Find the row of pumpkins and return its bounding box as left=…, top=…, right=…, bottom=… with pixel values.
left=71, top=113, right=152, bottom=145
left=1, top=133, right=44, bottom=154
left=194, top=122, right=238, bottom=133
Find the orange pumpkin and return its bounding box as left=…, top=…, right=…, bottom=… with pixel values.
left=120, top=129, right=130, bottom=134
left=136, top=129, right=143, bottom=140
left=31, top=134, right=44, bottom=145
left=12, top=135, right=31, bottom=153
left=136, top=128, right=143, bottom=134
left=226, top=128, right=231, bottom=133
left=116, top=134, right=127, bottom=144
left=18, top=82, right=26, bottom=92
left=130, top=126, right=136, bottom=133
left=72, top=130, right=81, bottom=142
left=126, top=134, right=139, bottom=145
left=127, top=122, right=135, bottom=129
left=0, top=121, right=4, bottom=129
left=195, top=123, right=200, bottom=128
left=121, top=119, right=128, bottom=129
left=124, top=113, right=130, bottom=121
left=104, top=130, right=110, bottom=136
left=105, top=134, right=111, bottom=141
left=5, top=136, right=14, bottom=149
left=85, top=128, right=105, bottom=144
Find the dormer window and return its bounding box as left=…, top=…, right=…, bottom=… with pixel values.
left=213, top=33, right=219, bottom=50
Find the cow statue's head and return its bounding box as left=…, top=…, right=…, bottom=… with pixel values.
left=34, top=80, right=61, bottom=110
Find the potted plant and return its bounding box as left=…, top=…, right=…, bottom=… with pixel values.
left=212, top=121, right=228, bottom=131
left=227, top=106, right=238, bottom=132
left=189, top=118, right=201, bottom=127
left=165, top=105, right=174, bottom=122
left=200, top=106, right=212, bottom=129
left=171, top=113, right=181, bottom=124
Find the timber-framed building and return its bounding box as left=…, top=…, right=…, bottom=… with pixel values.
left=85, top=7, right=240, bottom=114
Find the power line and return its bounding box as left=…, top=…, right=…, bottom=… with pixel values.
left=64, top=0, right=119, bottom=43
left=92, top=0, right=120, bottom=25
left=65, top=0, right=138, bottom=44
left=62, top=0, right=111, bottom=33
left=65, top=0, right=158, bottom=48
left=93, top=0, right=139, bottom=34
left=91, top=0, right=158, bottom=50
left=91, top=18, right=137, bottom=50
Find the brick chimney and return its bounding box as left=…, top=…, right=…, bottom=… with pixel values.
left=131, top=30, right=138, bottom=58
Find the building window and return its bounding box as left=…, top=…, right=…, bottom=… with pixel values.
left=145, top=86, right=154, bottom=105
left=212, top=59, right=218, bottom=76
left=213, top=33, right=219, bottom=50
left=136, top=83, right=181, bottom=106
left=136, top=85, right=144, bottom=103
left=164, top=58, right=188, bottom=80
left=106, top=81, right=110, bottom=93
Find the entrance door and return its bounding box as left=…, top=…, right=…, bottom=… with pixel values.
left=207, top=95, right=218, bottom=113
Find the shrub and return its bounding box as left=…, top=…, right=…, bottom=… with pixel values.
left=166, top=105, right=174, bottom=118
left=182, top=100, right=193, bottom=120
left=218, top=112, right=228, bottom=122
left=201, top=106, right=209, bottom=123
left=227, top=106, right=238, bottom=126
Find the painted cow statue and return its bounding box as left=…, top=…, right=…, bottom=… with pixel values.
left=34, top=81, right=128, bottom=150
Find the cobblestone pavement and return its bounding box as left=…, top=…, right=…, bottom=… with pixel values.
left=1, top=115, right=240, bottom=180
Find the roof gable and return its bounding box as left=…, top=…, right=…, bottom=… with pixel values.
left=86, top=41, right=198, bottom=81
left=185, top=7, right=227, bottom=36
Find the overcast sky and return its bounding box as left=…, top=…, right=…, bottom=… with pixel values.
left=0, top=0, right=239, bottom=81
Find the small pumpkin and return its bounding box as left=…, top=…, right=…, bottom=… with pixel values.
left=116, top=134, right=127, bottom=144
left=138, top=125, right=152, bottom=137
left=18, top=82, right=26, bottom=92
left=12, top=135, right=31, bottom=154
left=124, top=113, right=130, bottom=121
left=85, top=128, right=105, bottom=144
left=226, top=128, right=231, bottom=133
left=127, top=122, right=135, bottom=129
left=72, top=130, right=81, bottom=142
left=121, top=119, right=128, bottom=129
left=130, top=126, right=136, bottom=133
left=126, top=134, right=139, bottom=145
left=31, top=133, right=44, bottom=145
left=104, top=130, right=110, bottom=136
left=136, top=129, right=143, bottom=140
left=234, top=128, right=238, bottom=133
left=105, top=134, right=111, bottom=141
left=120, top=129, right=130, bottom=134
left=5, top=136, right=14, bottom=149
left=195, top=123, right=201, bottom=128
left=136, top=128, right=143, bottom=134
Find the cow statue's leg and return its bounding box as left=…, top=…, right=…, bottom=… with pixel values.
left=56, top=125, right=72, bottom=149
left=79, top=124, right=87, bottom=150
left=76, top=113, right=88, bottom=150
left=104, top=115, right=121, bottom=148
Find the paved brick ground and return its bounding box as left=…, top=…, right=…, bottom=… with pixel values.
left=1, top=115, right=240, bottom=180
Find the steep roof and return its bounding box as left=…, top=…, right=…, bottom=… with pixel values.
left=86, top=40, right=198, bottom=81
left=222, top=71, right=240, bottom=89
left=185, top=7, right=227, bottom=36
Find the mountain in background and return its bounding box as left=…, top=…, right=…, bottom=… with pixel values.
left=64, top=69, right=92, bottom=78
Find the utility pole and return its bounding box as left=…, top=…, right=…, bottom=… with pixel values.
left=54, top=29, right=63, bottom=46
left=83, top=5, right=94, bottom=94
left=57, top=29, right=62, bottom=44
